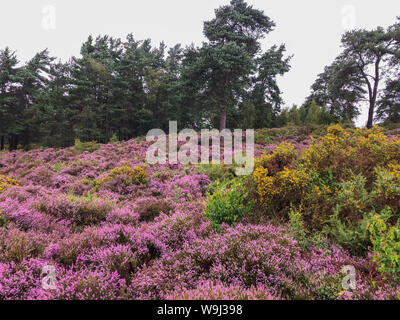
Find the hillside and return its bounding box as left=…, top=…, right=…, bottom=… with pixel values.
left=0, top=125, right=399, bottom=300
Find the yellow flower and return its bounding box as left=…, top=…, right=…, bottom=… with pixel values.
left=0, top=175, right=19, bottom=193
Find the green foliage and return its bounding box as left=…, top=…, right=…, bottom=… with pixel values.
left=324, top=212, right=372, bottom=256
left=205, top=180, right=253, bottom=230
left=238, top=100, right=257, bottom=129
left=288, top=207, right=307, bottom=246
left=374, top=164, right=400, bottom=211
left=68, top=195, right=113, bottom=227
left=200, top=163, right=237, bottom=195
left=74, top=139, right=100, bottom=154
left=281, top=101, right=336, bottom=127
left=288, top=207, right=328, bottom=250
left=96, top=165, right=149, bottom=190
left=368, top=207, right=400, bottom=280
left=254, top=130, right=272, bottom=144
left=305, top=19, right=400, bottom=127
left=333, top=174, right=373, bottom=221
left=0, top=209, right=8, bottom=228
left=109, top=133, right=119, bottom=143
left=200, top=163, right=236, bottom=183
left=53, top=162, right=66, bottom=173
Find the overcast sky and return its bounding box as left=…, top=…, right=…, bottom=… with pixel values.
left=1, top=0, right=400, bottom=126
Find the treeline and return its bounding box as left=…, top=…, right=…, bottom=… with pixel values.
left=1, top=0, right=400, bottom=151
left=0, top=0, right=291, bottom=150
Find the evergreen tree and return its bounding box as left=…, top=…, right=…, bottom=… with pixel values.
left=194, top=0, right=281, bottom=130
left=307, top=18, right=400, bottom=127
left=0, top=47, right=21, bottom=150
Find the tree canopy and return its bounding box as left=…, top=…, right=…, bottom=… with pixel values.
left=0, top=1, right=291, bottom=150
left=306, top=18, right=400, bottom=128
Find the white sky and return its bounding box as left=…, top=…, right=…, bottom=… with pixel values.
left=1, top=0, right=400, bottom=127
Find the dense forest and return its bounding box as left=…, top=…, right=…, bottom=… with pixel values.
left=1, top=0, right=400, bottom=151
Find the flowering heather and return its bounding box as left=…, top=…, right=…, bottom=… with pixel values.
left=166, top=281, right=279, bottom=300
left=0, top=126, right=399, bottom=300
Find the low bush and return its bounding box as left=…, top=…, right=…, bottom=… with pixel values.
left=36, top=195, right=113, bottom=227
left=205, top=181, right=252, bottom=230
left=74, top=139, right=100, bottom=153
left=135, top=197, right=171, bottom=222
left=0, top=175, right=18, bottom=193
left=254, top=130, right=272, bottom=144
left=374, top=164, right=400, bottom=211
left=96, top=165, right=148, bottom=190
left=250, top=125, right=400, bottom=280
left=368, top=208, right=400, bottom=281
left=167, top=281, right=278, bottom=300
left=0, top=209, right=8, bottom=227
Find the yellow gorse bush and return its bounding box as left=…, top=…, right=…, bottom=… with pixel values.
left=255, top=142, right=297, bottom=175
left=0, top=175, right=19, bottom=193
left=250, top=124, right=400, bottom=278
left=111, top=165, right=148, bottom=185
left=252, top=142, right=311, bottom=209
left=302, top=125, right=398, bottom=179
left=252, top=167, right=276, bottom=204
left=276, top=167, right=311, bottom=193
left=96, top=165, right=149, bottom=188
left=375, top=164, right=400, bottom=208
left=253, top=142, right=298, bottom=205
left=387, top=137, right=400, bottom=162
left=302, top=125, right=350, bottom=174
left=251, top=124, right=400, bottom=218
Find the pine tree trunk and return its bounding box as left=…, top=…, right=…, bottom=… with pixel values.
left=8, top=135, right=18, bottom=151
left=0, top=136, right=4, bottom=151
left=219, top=110, right=227, bottom=131
left=366, top=102, right=375, bottom=129
left=367, top=58, right=381, bottom=129
left=8, top=136, right=12, bottom=151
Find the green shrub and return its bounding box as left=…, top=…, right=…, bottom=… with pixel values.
left=205, top=180, right=253, bottom=230
left=333, top=173, right=374, bottom=222
left=254, top=131, right=271, bottom=144
left=0, top=209, right=8, bottom=227
left=368, top=207, right=400, bottom=280
left=110, top=133, right=119, bottom=143
left=200, top=163, right=236, bottom=182
left=374, top=164, right=400, bottom=211
left=288, top=207, right=307, bottom=245
left=200, top=163, right=237, bottom=194
left=53, top=162, right=65, bottom=173
left=68, top=195, right=112, bottom=226
left=324, top=211, right=372, bottom=256
left=316, top=174, right=375, bottom=255
left=96, top=165, right=149, bottom=190
left=74, top=139, right=100, bottom=153
left=288, top=206, right=328, bottom=250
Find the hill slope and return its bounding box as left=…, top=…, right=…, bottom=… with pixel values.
left=0, top=126, right=399, bottom=300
